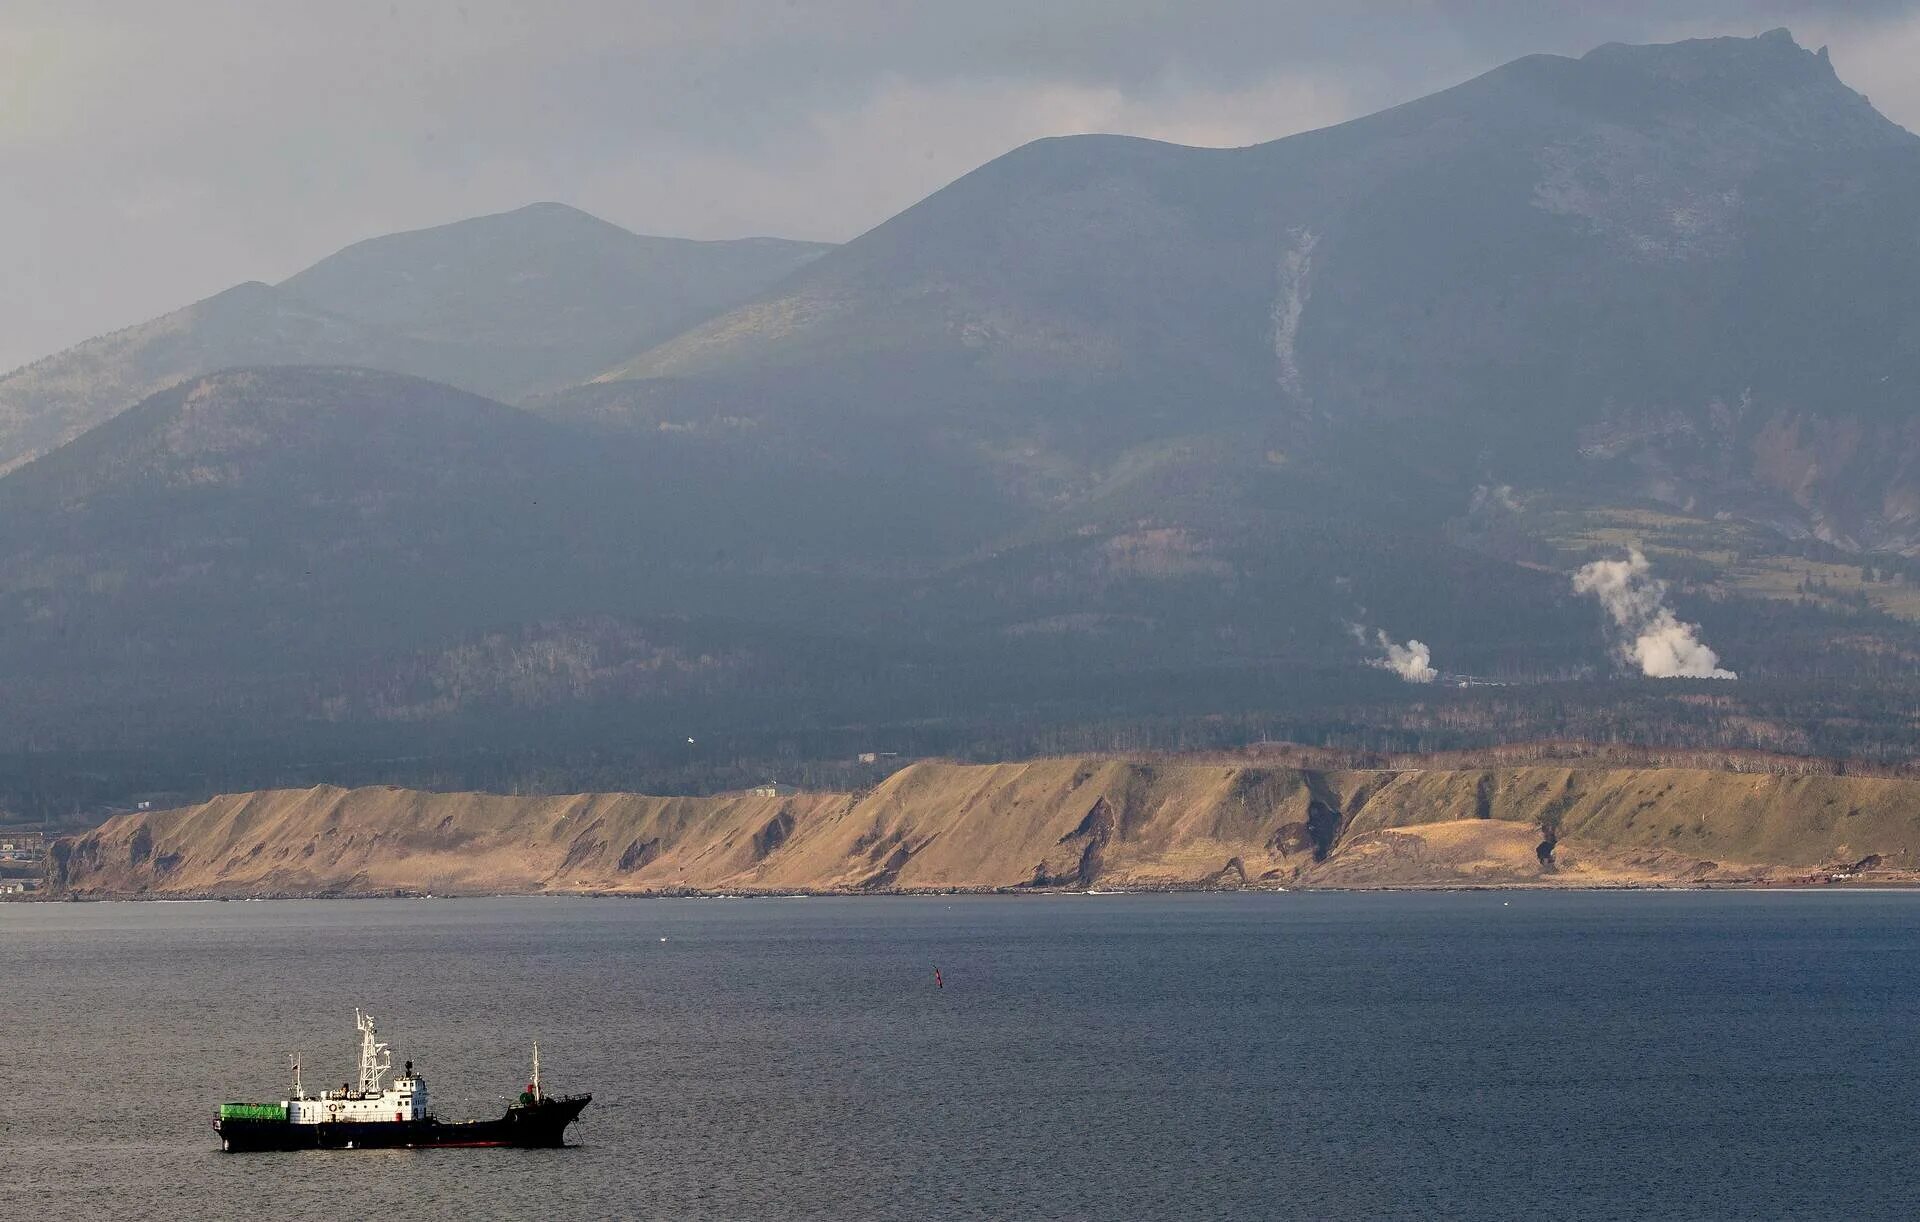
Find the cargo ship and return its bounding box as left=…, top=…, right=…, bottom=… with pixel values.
left=214, top=1010, right=590, bottom=1152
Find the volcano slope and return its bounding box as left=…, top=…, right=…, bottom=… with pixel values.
left=12, top=32, right=1920, bottom=796
left=582, top=30, right=1920, bottom=555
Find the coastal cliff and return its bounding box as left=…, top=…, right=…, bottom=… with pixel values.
left=45, top=758, right=1920, bottom=897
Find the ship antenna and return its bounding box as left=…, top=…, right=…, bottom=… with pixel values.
left=355, top=1009, right=392, bottom=1095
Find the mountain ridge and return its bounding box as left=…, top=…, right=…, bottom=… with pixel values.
left=0, top=204, right=832, bottom=475
left=583, top=29, right=1920, bottom=555
left=12, top=31, right=1920, bottom=805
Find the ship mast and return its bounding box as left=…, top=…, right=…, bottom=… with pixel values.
left=289, top=1052, right=303, bottom=1100
left=531, top=1041, right=541, bottom=1101
left=355, top=1009, right=392, bottom=1095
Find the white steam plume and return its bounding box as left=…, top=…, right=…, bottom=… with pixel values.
left=1571, top=549, right=1735, bottom=680
left=1370, top=630, right=1437, bottom=684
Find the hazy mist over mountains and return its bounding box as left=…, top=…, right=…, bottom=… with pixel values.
left=0, top=208, right=827, bottom=474
left=7, top=25, right=1920, bottom=814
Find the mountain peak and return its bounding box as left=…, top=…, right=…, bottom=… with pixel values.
left=1547, top=27, right=1911, bottom=149
left=1581, top=28, right=1829, bottom=81
left=474, top=200, right=638, bottom=239
left=512, top=200, right=599, bottom=218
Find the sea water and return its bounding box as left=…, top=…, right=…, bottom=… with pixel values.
left=5, top=891, right=1919, bottom=1220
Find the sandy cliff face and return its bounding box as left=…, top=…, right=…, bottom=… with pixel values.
left=46, top=759, right=1920, bottom=897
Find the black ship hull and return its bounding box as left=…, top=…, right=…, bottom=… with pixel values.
left=216, top=1095, right=590, bottom=1152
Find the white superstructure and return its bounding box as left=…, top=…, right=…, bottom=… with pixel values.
left=283, top=1010, right=431, bottom=1125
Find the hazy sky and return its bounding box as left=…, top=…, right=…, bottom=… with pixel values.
left=6, top=0, right=1920, bottom=371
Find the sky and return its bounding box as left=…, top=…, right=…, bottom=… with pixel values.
left=6, top=0, right=1920, bottom=372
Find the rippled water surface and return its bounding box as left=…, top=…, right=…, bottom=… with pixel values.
left=7, top=891, right=1920, bottom=1220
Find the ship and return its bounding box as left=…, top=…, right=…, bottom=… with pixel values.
left=214, top=1010, right=590, bottom=1152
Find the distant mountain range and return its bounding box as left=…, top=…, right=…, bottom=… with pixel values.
left=0, top=203, right=828, bottom=474
left=6, top=30, right=1920, bottom=809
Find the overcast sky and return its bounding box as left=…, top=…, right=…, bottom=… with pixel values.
left=6, top=0, right=1920, bottom=371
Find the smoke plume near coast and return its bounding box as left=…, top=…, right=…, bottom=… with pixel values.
left=1572, top=550, right=1735, bottom=680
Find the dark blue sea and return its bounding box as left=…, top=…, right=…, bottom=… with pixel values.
left=6, top=891, right=1920, bottom=1220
